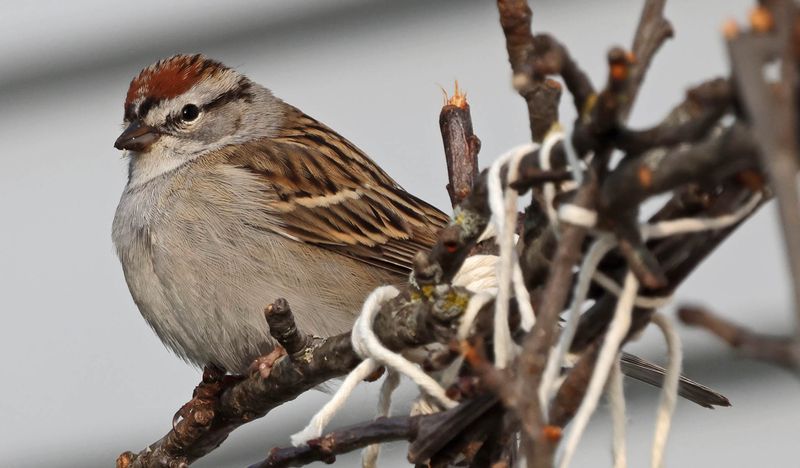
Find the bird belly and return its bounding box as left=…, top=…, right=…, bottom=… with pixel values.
left=113, top=173, right=399, bottom=373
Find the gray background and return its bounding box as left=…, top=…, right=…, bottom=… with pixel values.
left=1, top=1, right=797, bottom=466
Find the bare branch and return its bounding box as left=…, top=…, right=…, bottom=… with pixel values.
left=119, top=289, right=480, bottom=468
left=253, top=416, right=416, bottom=468
left=728, top=2, right=800, bottom=332
left=266, top=299, right=312, bottom=357
left=440, top=84, right=481, bottom=206
left=497, top=0, right=562, bottom=141
left=623, top=0, right=674, bottom=119
left=678, top=305, right=800, bottom=374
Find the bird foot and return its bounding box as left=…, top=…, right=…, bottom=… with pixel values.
left=171, top=364, right=234, bottom=431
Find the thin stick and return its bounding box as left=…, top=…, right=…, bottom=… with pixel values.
left=559, top=272, right=639, bottom=468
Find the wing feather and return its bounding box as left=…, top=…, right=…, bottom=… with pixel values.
left=218, top=106, right=450, bottom=274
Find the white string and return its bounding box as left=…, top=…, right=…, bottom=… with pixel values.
left=649, top=313, right=682, bottom=468
left=642, top=193, right=762, bottom=240
left=457, top=292, right=495, bottom=340
left=452, top=254, right=500, bottom=293
left=514, top=261, right=536, bottom=331
left=541, top=128, right=595, bottom=230
left=353, top=286, right=457, bottom=409
left=539, top=130, right=562, bottom=224
left=291, top=132, right=761, bottom=465
left=487, top=143, right=538, bottom=225
left=488, top=143, right=538, bottom=368
left=542, top=190, right=759, bottom=405
left=539, top=235, right=616, bottom=413
left=291, top=358, right=378, bottom=445
left=533, top=128, right=760, bottom=467
left=562, top=131, right=585, bottom=185
left=361, top=370, right=401, bottom=468
left=291, top=286, right=456, bottom=446
left=558, top=271, right=639, bottom=468
left=607, top=360, right=628, bottom=468
left=531, top=128, right=760, bottom=467
left=558, top=203, right=598, bottom=228
left=550, top=191, right=760, bottom=467
left=591, top=271, right=672, bottom=309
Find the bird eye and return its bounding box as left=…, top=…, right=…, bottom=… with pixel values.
left=181, top=104, right=200, bottom=122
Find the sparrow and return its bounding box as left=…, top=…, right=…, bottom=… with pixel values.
left=112, top=53, right=449, bottom=374
left=112, top=54, right=728, bottom=408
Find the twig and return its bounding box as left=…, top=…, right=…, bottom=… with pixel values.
left=408, top=395, right=503, bottom=464
left=413, top=171, right=492, bottom=288
left=572, top=181, right=767, bottom=355
left=728, top=2, right=800, bottom=333
left=516, top=171, right=599, bottom=466
left=678, top=305, right=800, bottom=374
left=119, top=289, right=480, bottom=468
left=623, top=0, right=673, bottom=119
left=497, top=0, right=562, bottom=141
left=255, top=395, right=504, bottom=468
left=601, top=123, right=759, bottom=216
left=548, top=342, right=601, bottom=427
left=266, top=299, right=312, bottom=357
left=503, top=3, right=676, bottom=466
left=615, top=77, right=732, bottom=154
left=440, top=84, right=482, bottom=206
left=253, top=415, right=416, bottom=468
left=530, top=33, right=595, bottom=112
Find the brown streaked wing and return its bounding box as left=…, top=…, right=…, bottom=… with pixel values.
left=222, top=108, right=450, bottom=274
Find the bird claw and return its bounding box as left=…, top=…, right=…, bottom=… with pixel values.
left=172, top=364, right=236, bottom=431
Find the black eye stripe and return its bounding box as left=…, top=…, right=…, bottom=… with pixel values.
left=202, top=80, right=254, bottom=112
left=135, top=79, right=253, bottom=128
left=137, top=97, right=156, bottom=119
left=124, top=104, right=136, bottom=121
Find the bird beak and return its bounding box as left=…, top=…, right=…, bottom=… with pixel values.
left=114, top=120, right=161, bottom=152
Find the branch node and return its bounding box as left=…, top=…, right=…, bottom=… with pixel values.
left=265, top=299, right=313, bottom=357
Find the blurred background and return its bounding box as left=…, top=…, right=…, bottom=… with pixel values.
left=1, top=0, right=798, bottom=466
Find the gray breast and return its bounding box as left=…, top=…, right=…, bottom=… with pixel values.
left=112, top=163, right=398, bottom=373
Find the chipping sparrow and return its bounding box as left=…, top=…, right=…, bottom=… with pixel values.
left=112, top=54, right=727, bottom=408
left=112, top=54, right=449, bottom=373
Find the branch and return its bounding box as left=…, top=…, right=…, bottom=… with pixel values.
left=600, top=123, right=759, bottom=216
left=497, top=0, right=562, bottom=142
left=518, top=179, right=600, bottom=468
left=572, top=180, right=767, bottom=355
left=548, top=342, right=601, bottom=427
left=440, top=83, right=482, bottom=206
left=253, top=415, right=416, bottom=468
left=728, top=2, right=800, bottom=333
left=678, top=305, right=800, bottom=374
left=530, top=33, right=595, bottom=113
left=255, top=395, right=504, bottom=468
left=623, top=0, right=673, bottom=119
left=118, top=288, right=479, bottom=468
left=615, top=77, right=733, bottom=154
left=507, top=3, right=674, bottom=466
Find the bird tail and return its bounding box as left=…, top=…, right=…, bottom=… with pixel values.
left=619, top=352, right=731, bottom=408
